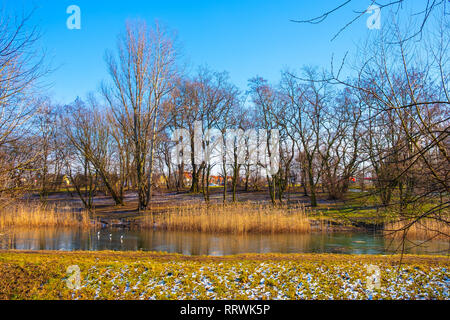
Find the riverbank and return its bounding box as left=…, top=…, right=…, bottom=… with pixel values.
left=1, top=250, right=448, bottom=300
left=0, top=199, right=349, bottom=233
left=4, top=189, right=448, bottom=237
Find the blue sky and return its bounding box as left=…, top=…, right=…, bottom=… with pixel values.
left=4, top=1, right=409, bottom=104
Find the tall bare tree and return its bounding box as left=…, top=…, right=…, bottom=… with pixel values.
left=103, top=21, right=178, bottom=211
left=0, top=9, right=46, bottom=202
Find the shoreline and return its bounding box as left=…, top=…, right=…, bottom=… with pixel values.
left=1, top=249, right=449, bottom=260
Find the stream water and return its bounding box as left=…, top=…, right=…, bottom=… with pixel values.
left=0, top=228, right=448, bottom=255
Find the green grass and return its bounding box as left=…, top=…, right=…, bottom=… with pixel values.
left=308, top=190, right=447, bottom=227
left=0, top=251, right=448, bottom=300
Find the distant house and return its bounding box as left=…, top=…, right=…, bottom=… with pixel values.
left=209, top=175, right=223, bottom=185
left=179, top=172, right=233, bottom=186
left=208, top=175, right=233, bottom=186
left=63, top=175, right=70, bottom=186
left=183, top=172, right=192, bottom=184
left=157, top=174, right=167, bottom=186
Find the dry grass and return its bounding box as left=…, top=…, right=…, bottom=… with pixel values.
left=0, top=203, right=91, bottom=228
left=142, top=202, right=312, bottom=234
left=1, top=251, right=448, bottom=300
left=384, top=218, right=450, bottom=240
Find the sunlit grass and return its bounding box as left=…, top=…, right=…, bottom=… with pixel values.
left=0, top=251, right=448, bottom=300
left=141, top=202, right=313, bottom=234
left=0, top=203, right=91, bottom=228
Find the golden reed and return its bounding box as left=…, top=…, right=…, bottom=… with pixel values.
left=0, top=203, right=91, bottom=228
left=384, top=218, right=449, bottom=240
left=142, top=202, right=312, bottom=234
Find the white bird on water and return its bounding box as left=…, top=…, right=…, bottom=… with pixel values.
left=109, top=233, right=112, bottom=241
left=120, top=235, right=124, bottom=243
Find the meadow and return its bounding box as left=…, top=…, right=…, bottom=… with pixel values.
left=0, top=251, right=448, bottom=300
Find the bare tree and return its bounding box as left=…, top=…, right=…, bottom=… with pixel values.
left=279, top=70, right=329, bottom=207
left=291, top=0, right=448, bottom=41
left=248, top=77, right=281, bottom=205
left=63, top=97, right=124, bottom=207
left=103, top=20, right=178, bottom=211
left=321, top=10, right=450, bottom=239
left=0, top=9, right=46, bottom=202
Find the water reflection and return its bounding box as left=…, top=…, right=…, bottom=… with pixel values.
left=0, top=227, right=448, bottom=255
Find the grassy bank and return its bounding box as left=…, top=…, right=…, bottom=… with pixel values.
left=1, top=200, right=448, bottom=238
left=0, top=250, right=448, bottom=300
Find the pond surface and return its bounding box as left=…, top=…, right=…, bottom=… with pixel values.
left=0, top=228, right=448, bottom=255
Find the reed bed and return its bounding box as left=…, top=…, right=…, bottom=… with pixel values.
left=384, top=218, right=450, bottom=240
left=0, top=203, right=91, bottom=228
left=142, top=202, right=312, bottom=234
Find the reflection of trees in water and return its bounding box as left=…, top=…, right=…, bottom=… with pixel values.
left=0, top=230, right=9, bottom=248
left=1, top=227, right=91, bottom=251
left=1, top=228, right=448, bottom=255
left=383, top=237, right=450, bottom=256
left=138, top=231, right=313, bottom=255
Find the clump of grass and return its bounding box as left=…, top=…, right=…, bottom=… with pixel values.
left=142, top=202, right=312, bottom=234
left=0, top=203, right=91, bottom=228
left=384, top=218, right=449, bottom=240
